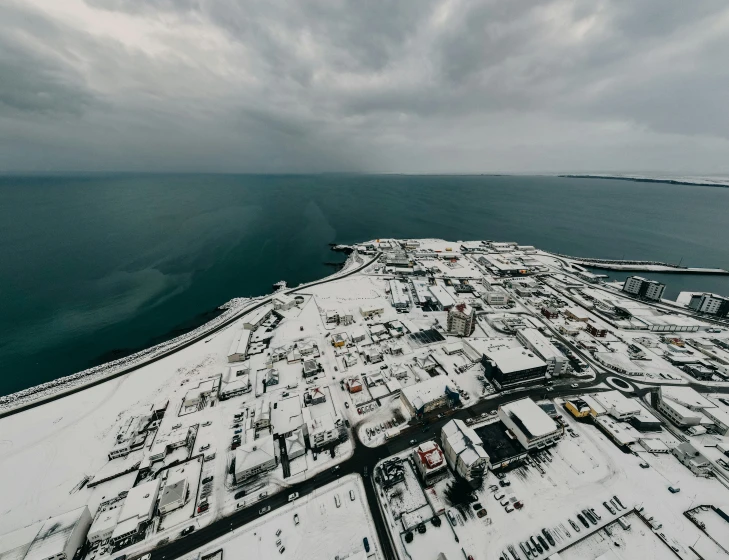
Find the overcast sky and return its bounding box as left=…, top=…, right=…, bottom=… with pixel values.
left=2, top=0, right=729, bottom=174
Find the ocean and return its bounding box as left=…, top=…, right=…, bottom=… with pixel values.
left=1, top=174, right=729, bottom=397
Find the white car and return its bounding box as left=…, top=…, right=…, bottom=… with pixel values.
left=349, top=490, right=355, bottom=501
left=288, top=492, right=299, bottom=502
left=571, top=383, right=579, bottom=388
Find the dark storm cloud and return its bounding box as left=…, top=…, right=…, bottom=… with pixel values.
left=1, top=0, right=729, bottom=173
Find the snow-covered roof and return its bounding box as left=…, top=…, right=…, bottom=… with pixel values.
left=414, top=441, right=445, bottom=470
left=159, top=477, right=187, bottom=510
left=428, top=285, right=455, bottom=308
left=592, top=390, right=641, bottom=417
left=516, top=328, right=564, bottom=361
left=228, top=329, right=251, bottom=357
left=0, top=523, right=42, bottom=560
left=661, top=386, right=716, bottom=411
left=484, top=347, right=546, bottom=374
left=285, top=429, right=305, bottom=456
left=441, top=419, right=489, bottom=465
left=88, top=507, right=121, bottom=541
left=24, top=506, right=90, bottom=560
left=271, top=396, right=303, bottom=435
left=116, top=479, right=161, bottom=527
left=401, top=376, right=453, bottom=408
left=235, top=435, right=275, bottom=471
left=500, top=398, right=558, bottom=438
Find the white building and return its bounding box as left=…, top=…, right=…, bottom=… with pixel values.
left=0, top=507, right=92, bottom=560
left=389, top=279, right=411, bottom=311
left=271, top=395, right=303, bottom=438
left=591, top=390, right=641, bottom=420
left=516, top=328, right=569, bottom=377
left=272, top=293, right=296, bottom=311
left=622, top=276, right=666, bottom=301
left=243, top=306, right=272, bottom=330
left=220, top=376, right=251, bottom=399
left=401, top=376, right=458, bottom=416
left=672, top=442, right=712, bottom=477
left=447, top=303, right=476, bottom=337
left=234, top=435, right=277, bottom=482
left=688, top=293, right=729, bottom=317
left=158, top=476, right=188, bottom=515
left=228, top=329, right=251, bottom=363
left=428, top=285, right=456, bottom=311
left=360, top=303, right=385, bottom=318
left=703, top=406, right=729, bottom=436
left=484, top=289, right=510, bottom=305
left=110, top=479, right=161, bottom=545
left=285, top=429, right=306, bottom=460
left=441, top=419, right=490, bottom=481
left=88, top=506, right=121, bottom=544
left=351, top=328, right=367, bottom=343
left=498, top=398, right=563, bottom=450
left=183, top=378, right=217, bottom=408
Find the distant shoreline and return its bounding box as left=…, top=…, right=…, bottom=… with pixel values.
left=560, top=174, right=729, bottom=189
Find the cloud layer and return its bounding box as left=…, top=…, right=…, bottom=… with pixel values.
left=2, top=0, right=729, bottom=173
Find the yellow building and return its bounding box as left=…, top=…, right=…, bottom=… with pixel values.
left=565, top=398, right=592, bottom=418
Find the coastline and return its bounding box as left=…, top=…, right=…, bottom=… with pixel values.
left=0, top=250, right=370, bottom=418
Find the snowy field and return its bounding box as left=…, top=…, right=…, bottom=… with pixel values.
left=181, top=475, right=381, bottom=560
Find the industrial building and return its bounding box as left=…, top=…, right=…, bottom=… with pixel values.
left=88, top=506, right=122, bottom=544
left=688, top=293, right=729, bottom=317
left=0, top=507, right=92, bottom=560
left=498, top=397, right=563, bottom=450
left=428, top=285, right=456, bottom=311
left=234, top=435, right=277, bottom=482
left=400, top=376, right=460, bottom=417
left=243, top=306, right=272, bottom=330
left=622, top=276, right=666, bottom=301
left=359, top=303, right=385, bottom=318
left=446, top=302, right=476, bottom=337
left=110, top=479, right=161, bottom=546
left=412, top=441, right=448, bottom=486
left=482, top=347, right=547, bottom=390
left=516, top=328, right=569, bottom=377
left=441, top=419, right=490, bottom=481
left=655, top=386, right=716, bottom=428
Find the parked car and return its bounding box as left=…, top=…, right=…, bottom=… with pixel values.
left=571, top=383, right=579, bottom=388
left=591, top=508, right=602, bottom=520
left=278, top=547, right=285, bottom=554
left=577, top=513, right=589, bottom=528
left=350, top=490, right=355, bottom=501
left=259, top=506, right=271, bottom=515
left=202, top=476, right=213, bottom=484
left=537, top=535, right=549, bottom=551
left=668, top=486, right=681, bottom=494
left=447, top=509, right=457, bottom=526
left=530, top=536, right=543, bottom=554
left=181, top=526, right=195, bottom=536
left=603, top=501, right=616, bottom=514
left=639, top=461, right=650, bottom=468
left=542, top=529, right=555, bottom=547
left=344, top=402, right=349, bottom=409
left=288, top=492, right=299, bottom=502
left=197, top=503, right=209, bottom=513
left=499, top=479, right=511, bottom=487
left=477, top=509, right=488, bottom=518
left=294, top=513, right=299, bottom=525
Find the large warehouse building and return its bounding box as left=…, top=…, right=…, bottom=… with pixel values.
left=0, top=507, right=92, bottom=560
left=498, top=397, right=563, bottom=450
left=482, top=347, right=548, bottom=389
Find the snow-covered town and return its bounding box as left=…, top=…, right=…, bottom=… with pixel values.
left=3, top=238, right=729, bottom=560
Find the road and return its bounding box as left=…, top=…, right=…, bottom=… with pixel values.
left=0, top=252, right=383, bottom=419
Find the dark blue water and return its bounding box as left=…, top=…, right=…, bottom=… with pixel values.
left=2, top=174, right=729, bottom=396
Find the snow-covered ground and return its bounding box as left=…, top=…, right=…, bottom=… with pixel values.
left=180, top=475, right=381, bottom=560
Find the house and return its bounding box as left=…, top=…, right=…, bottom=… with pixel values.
left=234, top=435, right=277, bottom=482
left=401, top=377, right=460, bottom=417
left=332, top=332, right=348, bottom=347
left=441, top=419, right=490, bottom=481
left=541, top=306, right=559, bottom=319
left=302, top=359, right=320, bottom=378
left=303, top=387, right=327, bottom=406
left=413, top=441, right=448, bottom=485
left=672, top=442, right=712, bottom=477
left=365, top=348, right=384, bottom=364
left=264, top=368, right=280, bottom=386
left=347, top=378, right=363, bottom=393
left=285, top=429, right=306, bottom=461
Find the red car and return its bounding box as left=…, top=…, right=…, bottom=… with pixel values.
left=197, top=503, right=209, bottom=513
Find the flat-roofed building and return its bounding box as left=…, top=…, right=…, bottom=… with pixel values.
left=498, top=397, right=563, bottom=450
left=183, top=378, right=217, bottom=408
left=622, top=276, right=666, bottom=301
left=482, top=347, right=547, bottom=390
left=360, top=303, right=385, bottom=318
left=110, top=479, right=161, bottom=546
left=389, top=279, right=411, bottom=311
left=428, top=285, right=455, bottom=311
left=585, top=323, right=608, bottom=337
left=88, top=506, right=121, bottom=544
left=564, top=308, right=590, bottom=322
left=441, top=419, right=489, bottom=481
left=564, top=398, right=591, bottom=418
left=272, top=293, right=295, bottom=311
left=2, top=507, right=92, bottom=560
left=592, top=390, right=641, bottom=420
left=271, top=396, right=303, bottom=438
left=688, top=293, right=729, bottom=317
left=516, top=328, right=569, bottom=377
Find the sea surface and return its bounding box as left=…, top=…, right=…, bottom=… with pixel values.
left=1, top=174, right=729, bottom=397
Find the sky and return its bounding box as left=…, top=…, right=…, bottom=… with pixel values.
left=1, top=0, right=729, bottom=174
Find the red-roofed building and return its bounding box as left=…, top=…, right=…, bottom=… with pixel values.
left=413, top=441, right=448, bottom=485
left=347, top=378, right=363, bottom=394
